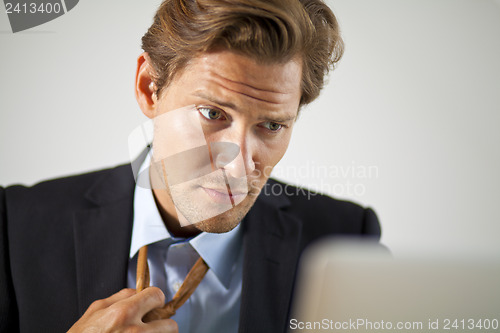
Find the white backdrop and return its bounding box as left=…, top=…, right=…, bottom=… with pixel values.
left=1, top=0, right=499, bottom=256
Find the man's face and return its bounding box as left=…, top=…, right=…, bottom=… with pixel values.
left=148, top=50, right=302, bottom=233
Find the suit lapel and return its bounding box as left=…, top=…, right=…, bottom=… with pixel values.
left=72, top=164, right=135, bottom=316
left=239, top=185, right=303, bottom=333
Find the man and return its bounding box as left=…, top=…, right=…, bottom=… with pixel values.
left=0, top=0, right=381, bottom=332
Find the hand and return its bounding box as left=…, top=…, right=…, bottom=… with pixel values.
left=68, top=287, right=178, bottom=333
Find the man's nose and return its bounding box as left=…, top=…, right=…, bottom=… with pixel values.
left=211, top=134, right=256, bottom=179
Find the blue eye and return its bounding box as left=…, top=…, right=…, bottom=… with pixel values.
left=262, top=121, right=283, bottom=132
left=198, top=107, right=225, bottom=120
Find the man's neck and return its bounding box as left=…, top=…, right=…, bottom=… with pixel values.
left=152, top=188, right=202, bottom=239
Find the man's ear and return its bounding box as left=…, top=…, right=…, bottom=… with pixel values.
left=135, top=52, right=158, bottom=119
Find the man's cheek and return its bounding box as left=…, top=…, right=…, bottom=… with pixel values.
left=252, top=162, right=262, bottom=178
left=263, top=164, right=275, bottom=179
left=249, top=178, right=263, bottom=195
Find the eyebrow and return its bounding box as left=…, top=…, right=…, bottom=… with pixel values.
left=258, top=114, right=297, bottom=123
left=192, top=91, right=237, bottom=110
left=192, top=91, right=297, bottom=123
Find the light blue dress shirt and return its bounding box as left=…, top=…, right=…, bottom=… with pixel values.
left=127, top=154, right=243, bottom=332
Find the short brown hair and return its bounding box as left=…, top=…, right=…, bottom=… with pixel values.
left=142, top=0, right=343, bottom=106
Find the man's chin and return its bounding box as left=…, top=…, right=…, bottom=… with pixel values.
left=191, top=217, right=240, bottom=234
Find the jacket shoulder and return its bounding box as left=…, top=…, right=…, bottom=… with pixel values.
left=264, top=178, right=381, bottom=239
left=4, top=163, right=133, bottom=212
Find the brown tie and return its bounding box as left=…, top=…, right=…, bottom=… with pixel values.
left=135, top=245, right=209, bottom=322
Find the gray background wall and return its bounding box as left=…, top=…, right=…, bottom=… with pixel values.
left=1, top=0, right=499, bottom=256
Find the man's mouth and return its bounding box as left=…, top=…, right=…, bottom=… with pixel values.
left=201, top=186, right=248, bottom=204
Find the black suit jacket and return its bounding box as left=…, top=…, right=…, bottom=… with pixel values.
left=0, top=160, right=380, bottom=332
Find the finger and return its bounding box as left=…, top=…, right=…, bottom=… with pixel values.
left=88, top=288, right=136, bottom=312
left=124, top=286, right=165, bottom=317
left=145, top=318, right=179, bottom=333
left=103, top=288, right=137, bottom=306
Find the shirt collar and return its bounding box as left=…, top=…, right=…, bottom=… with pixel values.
left=130, top=152, right=170, bottom=258
left=190, top=224, right=242, bottom=288
left=130, top=152, right=242, bottom=288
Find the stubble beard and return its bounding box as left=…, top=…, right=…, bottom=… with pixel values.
left=181, top=193, right=259, bottom=233
left=168, top=181, right=262, bottom=234
left=150, top=158, right=266, bottom=234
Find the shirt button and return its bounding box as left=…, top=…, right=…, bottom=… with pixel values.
left=173, top=281, right=182, bottom=292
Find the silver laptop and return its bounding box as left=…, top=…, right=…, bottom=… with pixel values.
left=290, top=239, right=500, bottom=332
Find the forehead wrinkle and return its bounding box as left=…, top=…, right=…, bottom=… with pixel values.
left=209, top=71, right=295, bottom=105
left=210, top=78, right=293, bottom=107
left=220, top=84, right=282, bottom=106
left=211, top=70, right=288, bottom=94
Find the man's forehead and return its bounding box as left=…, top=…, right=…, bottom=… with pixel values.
left=186, top=50, right=302, bottom=96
